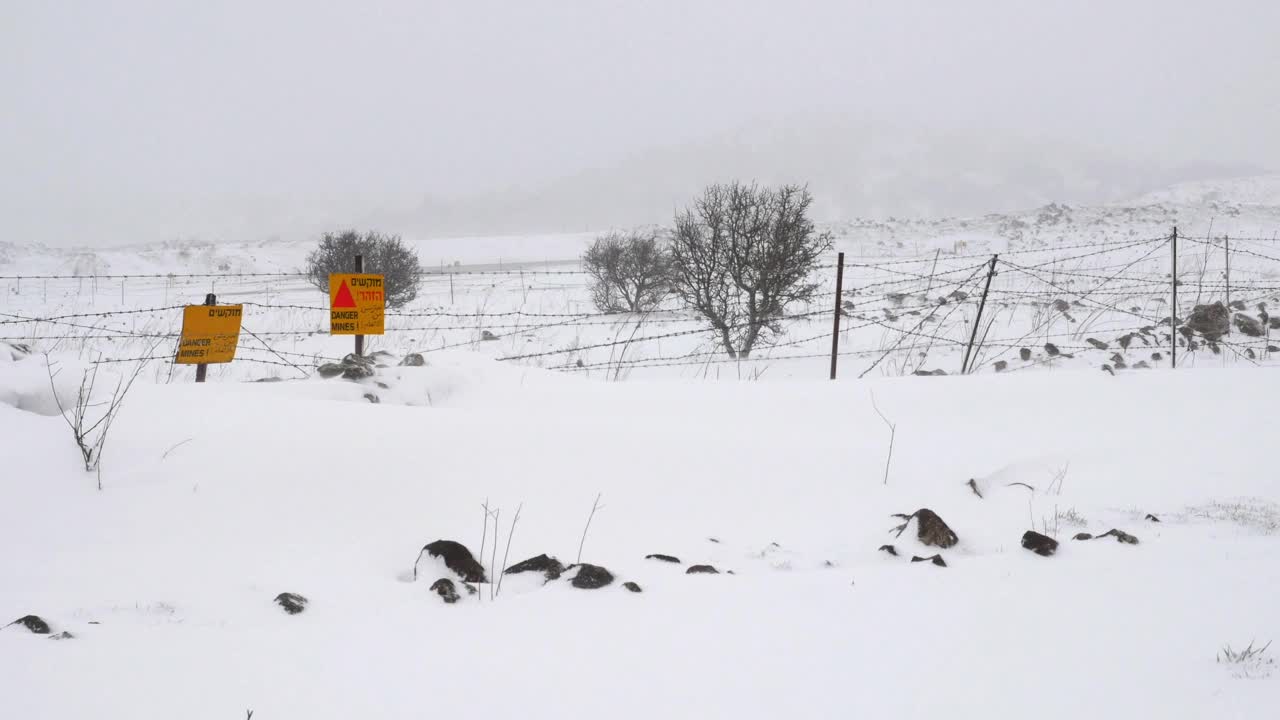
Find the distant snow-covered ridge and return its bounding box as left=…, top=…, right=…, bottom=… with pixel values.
left=3, top=175, right=1280, bottom=277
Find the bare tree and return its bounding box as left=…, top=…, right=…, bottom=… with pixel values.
left=305, top=230, right=421, bottom=309
left=581, top=230, right=671, bottom=312
left=671, top=182, right=831, bottom=357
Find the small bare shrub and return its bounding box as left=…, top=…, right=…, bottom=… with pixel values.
left=1218, top=640, right=1274, bottom=679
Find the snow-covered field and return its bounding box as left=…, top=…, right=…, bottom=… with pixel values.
left=2, top=353, right=1278, bottom=718
left=2, top=177, right=1279, bottom=718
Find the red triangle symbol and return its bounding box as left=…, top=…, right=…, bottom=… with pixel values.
left=333, top=280, right=356, bottom=308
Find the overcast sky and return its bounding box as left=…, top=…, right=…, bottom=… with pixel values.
left=3, top=0, right=1278, bottom=246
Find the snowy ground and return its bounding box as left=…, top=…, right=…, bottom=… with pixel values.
left=3, top=180, right=1279, bottom=717
left=2, top=349, right=1278, bottom=718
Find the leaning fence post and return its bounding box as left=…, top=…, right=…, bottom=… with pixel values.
left=1171, top=226, right=1178, bottom=369
left=829, top=252, right=845, bottom=380
left=961, top=255, right=999, bottom=374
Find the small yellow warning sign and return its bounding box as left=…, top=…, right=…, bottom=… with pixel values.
left=329, top=273, right=386, bottom=335
left=175, top=305, right=243, bottom=364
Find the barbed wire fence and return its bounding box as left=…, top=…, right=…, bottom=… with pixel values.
left=2, top=227, right=1279, bottom=380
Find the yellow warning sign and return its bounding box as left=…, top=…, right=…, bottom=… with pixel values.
left=175, top=305, right=243, bottom=364
left=329, top=273, right=385, bottom=335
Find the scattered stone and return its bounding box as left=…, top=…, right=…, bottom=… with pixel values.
left=892, top=508, right=959, bottom=549
left=399, top=353, right=426, bottom=367
left=1270, top=317, right=1280, bottom=331
left=1095, top=529, right=1139, bottom=545
left=1020, top=348, right=1032, bottom=361
left=686, top=564, right=720, bottom=575
left=6, top=615, right=50, bottom=634
left=878, top=544, right=898, bottom=556
left=622, top=581, right=643, bottom=593
left=569, top=564, right=615, bottom=589
left=417, top=540, right=487, bottom=583
left=316, top=363, right=346, bottom=379
left=1247, top=348, right=1257, bottom=360
left=1086, top=338, right=1110, bottom=350
left=1234, top=314, right=1264, bottom=337
left=1102, top=364, right=1114, bottom=376
left=1118, top=333, right=1134, bottom=350
left=1269, top=345, right=1280, bottom=353
left=1073, top=532, right=1093, bottom=541
left=317, top=353, right=377, bottom=380
left=1185, top=302, right=1230, bottom=340
left=504, top=554, right=565, bottom=581
left=362, top=393, right=380, bottom=404
left=1021, top=531, right=1059, bottom=557
left=993, top=360, right=1008, bottom=372
left=948, top=290, right=970, bottom=302
left=274, top=593, right=309, bottom=615
left=1145, top=514, right=1160, bottom=522
left=48, top=631, right=74, bottom=640
left=910, top=554, right=947, bottom=567
left=430, top=578, right=462, bottom=604
left=645, top=554, right=681, bottom=564
left=1044, top=343, right=1060, bottom=357
left=1132, top=361, right=1151, bottom=369
left=1052, top=299, right=1071, bottom=313
left=1151, top=352, right=1163, bottom=361
left=707, top=537, right=721, bottom=544
left=1229, top=300, right=1247, bottom=311
left=966, top=478, right=984, bottom=498
left=480, top=330, right=499, bottom=341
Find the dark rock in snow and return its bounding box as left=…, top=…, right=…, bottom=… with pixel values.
left=910, top=554, right=947, bottom=567
left=1132, top=361, right=1151, bottom=369
left=1020, top=348, right=1033, bottom=361
left=1270, top=317, right=1280, bottom=330
left=274, top=593, right=309, bottom=615
left=1234, top=314, right=1264, bottom=337
left=893, top=509, right=959, bottom=549
left=1229, top=300, right=1247, bottom=311
left=418, top=540, right=488, bottom=583
left=1086, top=338, right=1110, bottom=350
left=645, top=554, right=681, bottom=564
left=1185, top=302, right=1230, bottom=340
left=1044, top=343, right=1060, bottom=357
left=707, top=537, right=721, bottom=544
left=7, top=615, right=50, bottom=634
left=878, top=544, right=899, bottom=556
left=1095, top=529, right=1140, bottom=545
left=430, top=578, right=462, bottom=604
left=1144, top=514, right=1160, bottom=522
left=399, top=353, right=426, bottom=367
left=1151, top=352, right=1163, bottom=361
left=1021, top=531, right=1059, bottom=557
left=622, top=582, right=643, bottom=593
left=1102, top=364, right=1115, bottom=376
left=48, top=631, right=74, bottom=640
left=1073, top=532, right=1094, bottom=541
left=686, top=564, right=720, bottom=575
left=993, top=360, right=1008, bottom=372
left=316, top=363, right=346, bottom=379
left=504, top=554, right=565, bottom=581
left=480, top=330, right=499, bottom=341
left=569, top=564, right=615, bottom=589
left=362, top=393, right=380, bottom=404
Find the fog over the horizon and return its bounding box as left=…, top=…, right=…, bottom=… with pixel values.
left=3, top=0, right=1278, bottom=247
